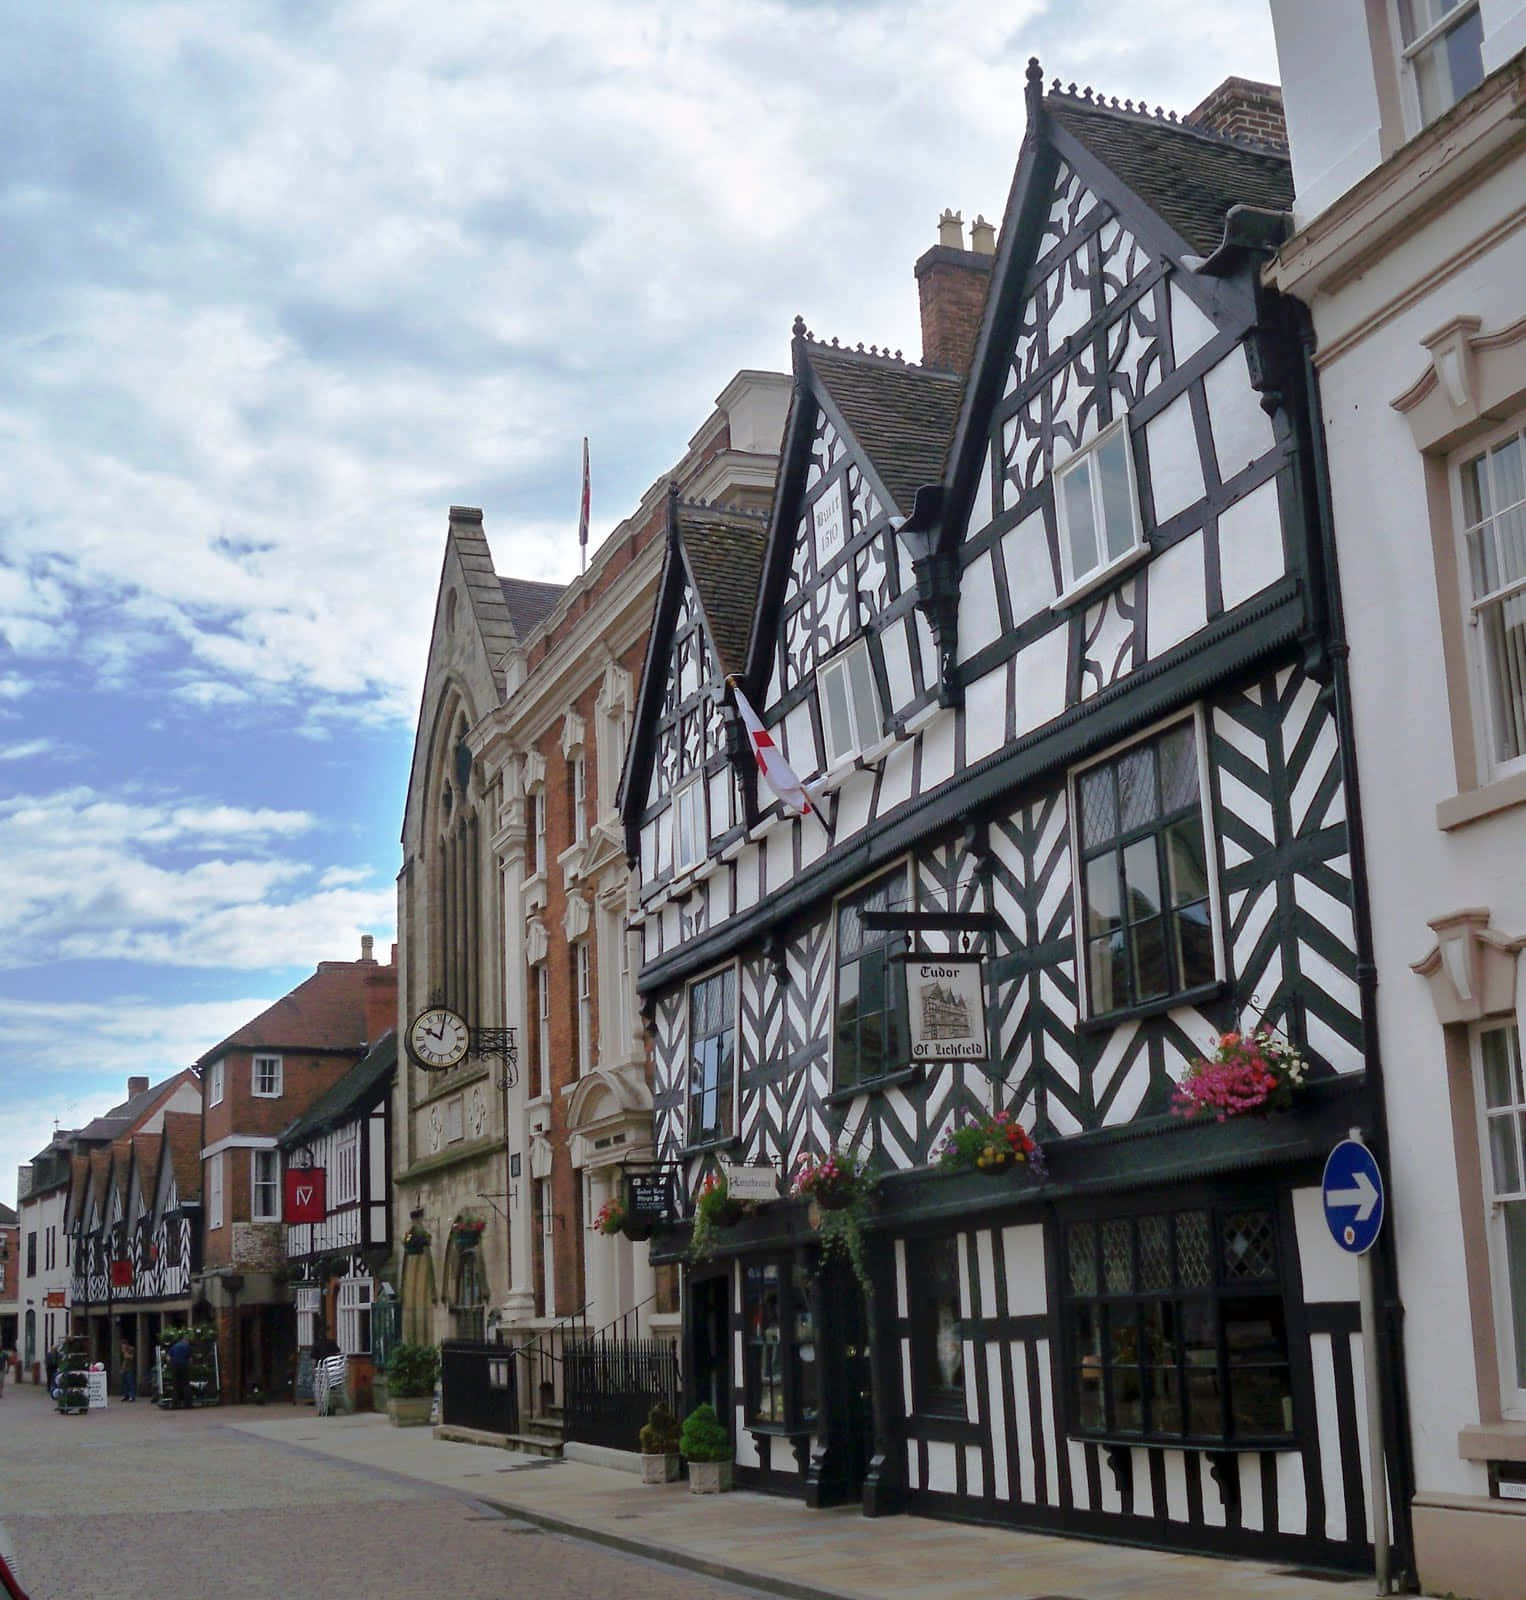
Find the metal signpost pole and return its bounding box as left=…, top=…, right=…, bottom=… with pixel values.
left=1357, top=1241, right=1389, bottom=1596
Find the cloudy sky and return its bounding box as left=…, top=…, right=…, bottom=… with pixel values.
left=0, top=0, right=1278, bottom=1204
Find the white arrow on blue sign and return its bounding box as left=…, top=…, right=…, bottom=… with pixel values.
left=1321, top=1139, right=1385, bottom=1255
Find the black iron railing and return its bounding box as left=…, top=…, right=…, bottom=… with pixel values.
left=440, top=1339, right=519, bottom=1435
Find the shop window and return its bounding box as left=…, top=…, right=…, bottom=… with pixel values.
left=742, top=1258, right=818, bottom=1431
left=1476, top=1022, right=1526, bottom=1415
left=1075, top=717, right=1217, bottom=1017
left=908, top=1234, right=967, bottom=1418
left=834, top=869, right=907, bottom=1090
left=1063, top=1202, right=1293, bottom=1446
left=687, top=966, right=736, bottom=1145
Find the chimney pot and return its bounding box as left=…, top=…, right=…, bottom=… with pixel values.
left=361, top=934, right=374, bottom=962
left=128, top=1076, right=149, bottom=1100
left=970, top=215, right=996, bottom=255
left=937, top=208, right=965, bottom=250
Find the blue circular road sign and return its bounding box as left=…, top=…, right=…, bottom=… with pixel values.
left=1321, top=1139, right=1385, bottom=1255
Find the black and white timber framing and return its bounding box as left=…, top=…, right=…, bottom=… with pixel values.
left=621, top=64, right=1389, bottom=1572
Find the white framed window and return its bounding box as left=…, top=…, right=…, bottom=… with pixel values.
left=1071, top=711, right=1221, bottom=1018
left=1457, top=425, right=1526, bottom=778
left=1475, top=1022, right=1526, bottom=1417
left=296, top=1282, right=320, bottom=1350
left=1395, top=0, right=1484, bottom=129
left=536, top=963, right=551, bottom=1098
left=573, top=754, right=588, bottom=844
left=337, top=1276, right=373, bottom=1356
left=208, top=1152, right=224, bottom=1231
left=819, top=639, right=881, bottom=768
left=1055, top=417, right=1144, bottom=596
left=533, top=788, right=547, bottom=876
left=208, top=1059, right=224, bottom=1107
left=252, top=1054, right=283, bottom=1098
left=332, top=1127, right=360, bottom=1206
left=577, top=941, right=593, bottom=1075
left=674, top=777, right=704, bottom=872
left=251, top=1149, right=280, bottom=1222
left=601, top=711, right=629, bottom=813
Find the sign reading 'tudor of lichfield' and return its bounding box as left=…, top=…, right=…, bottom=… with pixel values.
left=907, top=955, right=988, bottom=1061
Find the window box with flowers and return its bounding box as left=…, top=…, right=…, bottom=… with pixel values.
left=938, top=1109, right=1048, bottom=1179
left=1171, top=1024, right=1307, bottom=1121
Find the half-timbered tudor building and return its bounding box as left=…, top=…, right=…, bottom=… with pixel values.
left=280, top=1026, right=397, bottom=1405
left=625, top=65, right=1400, bottom=1572
left=397, top=371, right=788, bottom=1420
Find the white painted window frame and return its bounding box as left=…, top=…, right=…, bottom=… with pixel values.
left=252, top=1053, right=283, bottom=1098
left=1067, top=704, right=1226, bottom=1022
left=1452, top=417, right=1526, bottom=783
left=332, top=1126, right=361, bottom=1206
left=1472, top=1019, right=1526, bottom=1418
left=1392, top=0, right=1484, bottom=134
left=818, top=638, right=881, bottom=770
left=251, top=1149, right=281, bottom=1222
left=1053, top=415, right=1146, bottom=605
left=533, top=787, right=547, bottom=877
left=573, top=753, right=588, bottom=843
left=337, top=1275, right=373, bottom=1356
left=577, top=940, right=593, bottom=1075
left=536, top=963, right=551, bottom=1099
left=208, top=1059, right=224, bottom=1108
left=673, top=775, right=705, bottom=872
left=208, top=1152, right=224, bottom=1231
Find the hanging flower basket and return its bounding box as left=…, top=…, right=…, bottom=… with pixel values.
left=938, top=1110, right=1048, bottom=1179
left=1172, top=1024, right=1307, bottom=1121
left=688, top=1174, right=745, bottom=1261
left=450, top=1216, right=487, bottom=1250
left=790, top=1149, right=870, bottom=1212
left=402, top=1225, right=432, bottom=1256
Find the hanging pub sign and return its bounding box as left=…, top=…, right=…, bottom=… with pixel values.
left=625, top=1169, right=678, bottom=1229
left=906, top=952, right=988, bottom=1061
left=109, top=1259, right=133, bottom=1288
left=722, top=1162, right=781, bottom=1202
left=284, top=1166, right=327, bottom=1224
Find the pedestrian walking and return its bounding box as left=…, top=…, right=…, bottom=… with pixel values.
left=168, top=1332, right=192, bottom=1409
left=120, top=1339, right=136, bottom=1402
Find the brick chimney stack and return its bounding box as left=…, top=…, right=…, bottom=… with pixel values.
left=915, top=208, right=994, bottom=376
left=127, top=1076, right=149, bottom=1100
left=363, top=945, right=398, bottom=1046
left=1183, top=77, right=1287, bottom=151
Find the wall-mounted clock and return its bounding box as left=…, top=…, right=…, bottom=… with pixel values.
left=408, top=1006, right=470, bottom=1071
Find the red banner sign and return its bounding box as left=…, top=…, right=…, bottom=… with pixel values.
left=284, top=1167, right=327, bottom=1224
left=110, top=1260, right=132, bottom=1288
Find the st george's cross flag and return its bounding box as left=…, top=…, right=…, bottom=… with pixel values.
left=577, top=437, right=591, bottom=560
left=730, top=680, right=820, bottom=816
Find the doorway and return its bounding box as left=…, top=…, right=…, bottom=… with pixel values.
left=815, top=1258, right=874, bottom=1504
left=688, top=1271, right=731, bottom=1419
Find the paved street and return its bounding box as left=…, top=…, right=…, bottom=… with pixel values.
left=0, top=1381, right=757, bottom=1600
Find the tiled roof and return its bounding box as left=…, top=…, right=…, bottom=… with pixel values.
left=65, top=1153, right=90, bottom=1227
left=806, top=344, right=963, bottom=514
left=1045, top=93, right=1293, bottom=258
left=196, top=959, right=378, bottom=1064
left=677, top=505, right=770, bottom=676
left=0, top=1201, right=15, bottom=1226
left=498, top=576, right=566, bottom=637
left=130, top=1132, right=162, bottom=1210
left=74, top=1071, right=189, bottom=1143
left=281, top=1030, right=397, bottom=1146
left=161, top=1112, right=202, bottom=1205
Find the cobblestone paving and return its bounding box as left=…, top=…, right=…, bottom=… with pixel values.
left=0, top=1382, right=753, bottom=1600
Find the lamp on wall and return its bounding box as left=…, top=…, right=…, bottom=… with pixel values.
left=1410, top=908, right=1525, bottom=1025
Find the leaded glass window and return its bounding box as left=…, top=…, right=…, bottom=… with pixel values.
left=1077, top=719, right=1216, bottom=1015
left=687, top=967, right=736, bottom=1144
left=834, top=870, right=907, bottom=1089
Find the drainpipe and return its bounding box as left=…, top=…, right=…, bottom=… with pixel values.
left=1289, top=299, right=1417, bottom=1581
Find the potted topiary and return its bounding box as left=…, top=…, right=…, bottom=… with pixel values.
left=638, top=1401, right=682, bottom=1484
left=680, top=1401, right=732, bottom=1493
left=385, top=1341, right=440, bottom=1427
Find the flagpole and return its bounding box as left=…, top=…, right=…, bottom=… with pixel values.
left=578, top=437, right=590, bottom=576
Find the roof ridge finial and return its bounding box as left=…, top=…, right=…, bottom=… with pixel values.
left=1025, top=56, right=1044, bottom=121
left=791, top=313, right=806, bottom=341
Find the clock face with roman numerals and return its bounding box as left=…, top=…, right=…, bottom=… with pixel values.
left=408, top=1007, right=470, bottom=1071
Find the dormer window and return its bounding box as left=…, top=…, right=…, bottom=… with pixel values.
left=1397, top=0, right=1483, bottom=128
left=1055, top=417, right=1144, bottom=596
left=674, top=777, right=704, bottom=872
left=819, top=640, right=880, bottom=767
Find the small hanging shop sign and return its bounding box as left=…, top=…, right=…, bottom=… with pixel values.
left=905, top=953, right=988, bottom=1062
left=625, top=1169, right=678, bottom=1230
left=284, top=1167, right=327, bottom=1224
left=110, top=1259, right=133, bottom=1288
left=721, top=1162, right=780, bottom=1203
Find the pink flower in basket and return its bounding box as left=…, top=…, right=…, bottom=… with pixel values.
left=1172, top=1025, right=1308, bottom=1121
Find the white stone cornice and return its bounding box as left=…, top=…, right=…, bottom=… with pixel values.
left=559, top=711, right=586, bottom=759
left=563, top=893, right=591, bottom=942
left=525, top=918, right=549, bottom=966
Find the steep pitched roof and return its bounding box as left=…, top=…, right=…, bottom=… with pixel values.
left=73, top=1071, right=191, bottom=1143
left=499, top=576, right=567, bottom=637
left=805, top=344, right=964, bottom=514
left=160, top=1112, right=202, bottom=1206
left=129, top=1132, right=162, bottom=1211
left=1045, top=92, right=1293, bottom=258
left=0, top=1201, right=16, bottom=1226
left=280, top=1030, right=397, bottom=1147
left=676, top=504, right=771, bottom=678
left=196, top=959, right=376, bottom=1064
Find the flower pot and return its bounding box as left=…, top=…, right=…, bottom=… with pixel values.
left=686, top=1459, right=733, bottom=1494
left=814, top=1184, right=856, bottom=1211
left=641, top=1451, right=682, bottom=1484
left=387, top=1395, right=434, bottom=1427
